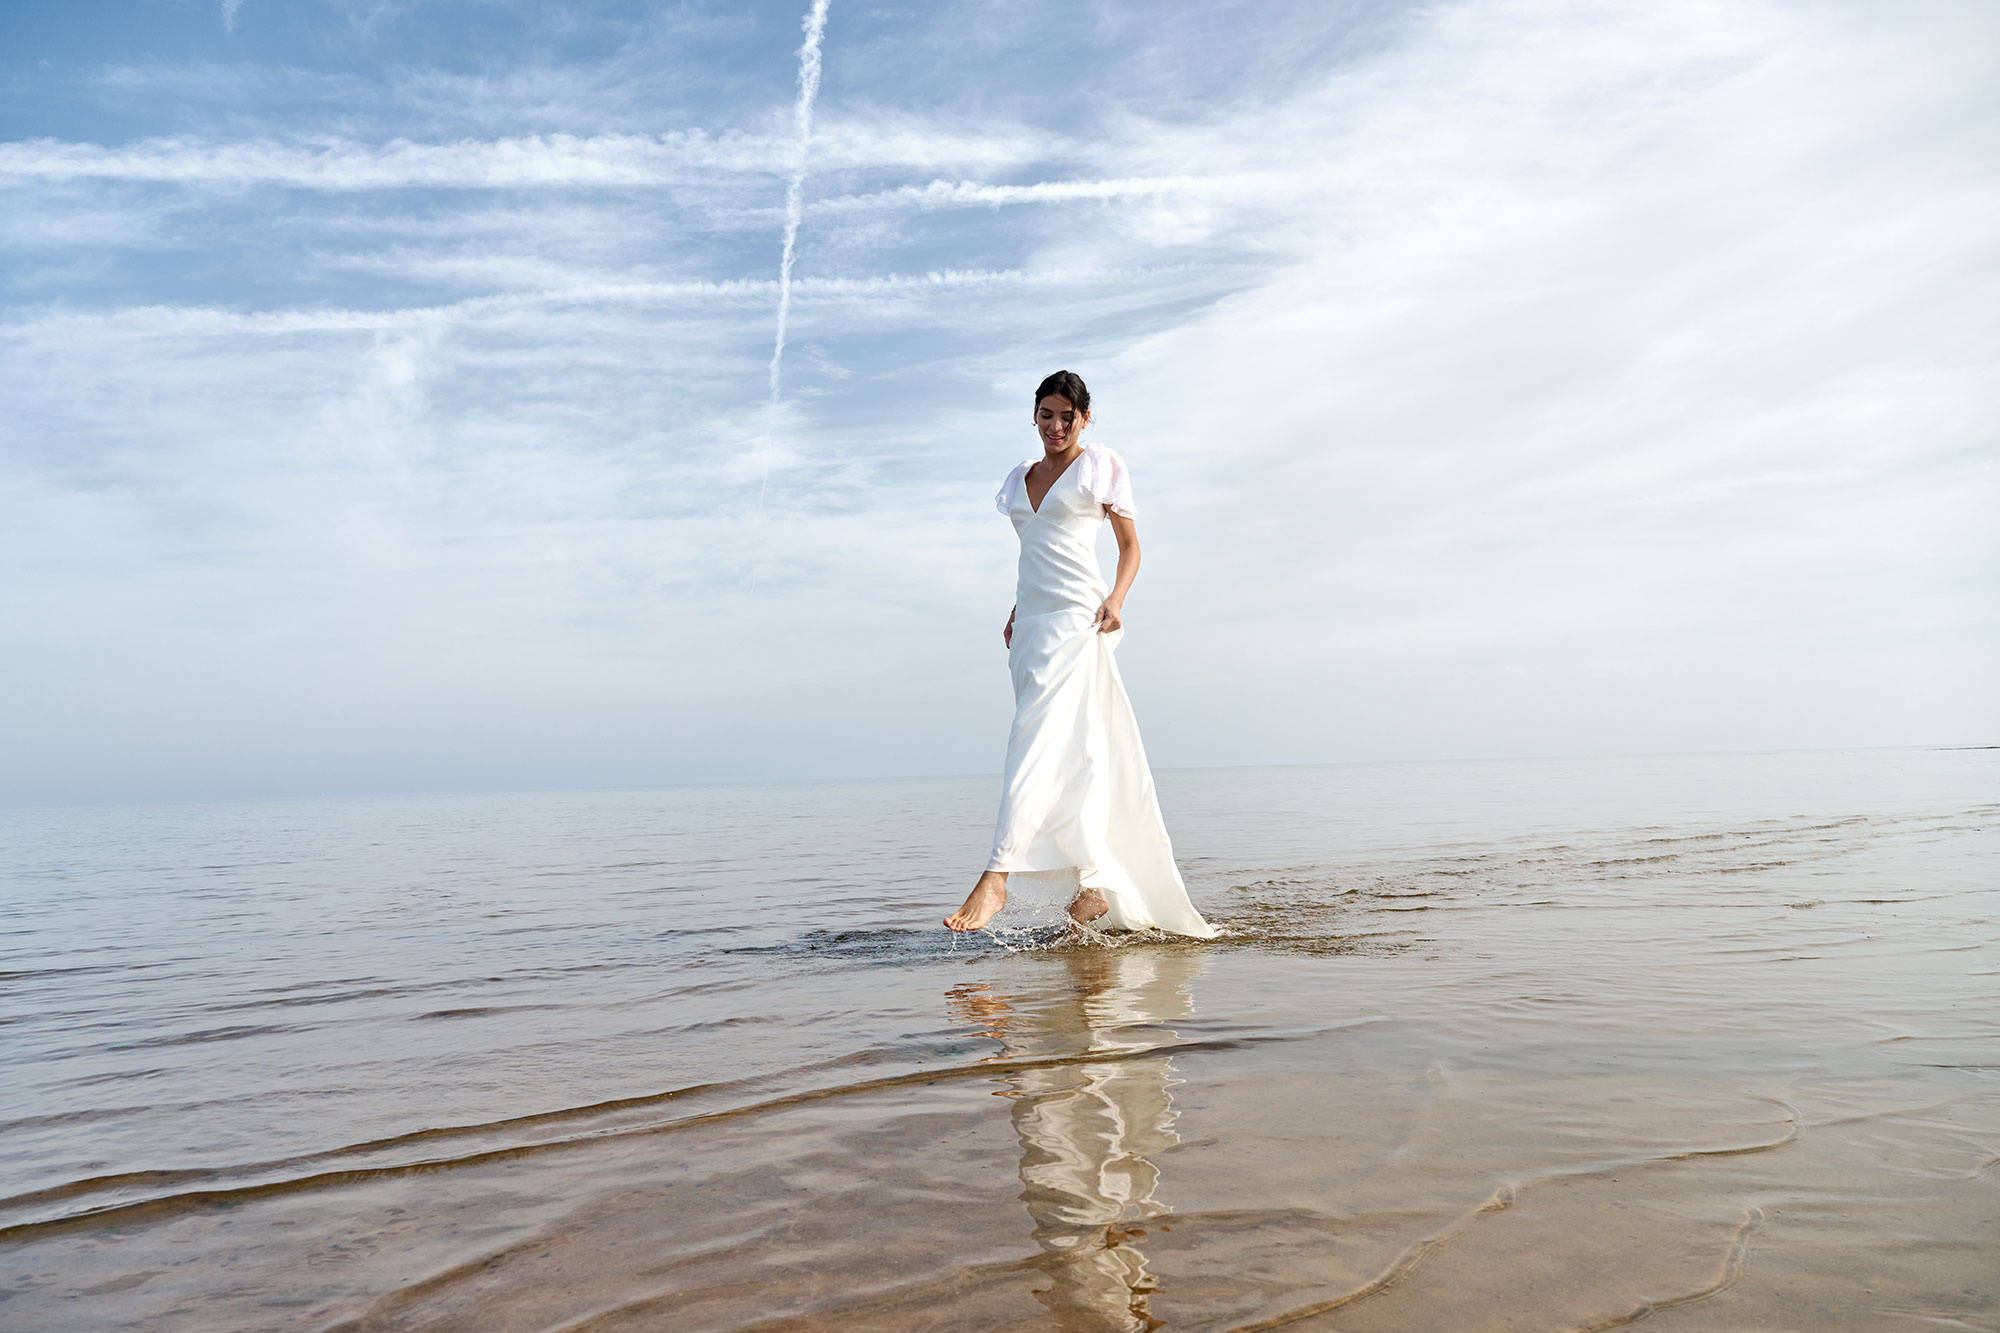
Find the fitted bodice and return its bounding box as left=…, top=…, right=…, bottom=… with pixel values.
left=1008, top=457, right=1112, bottom=621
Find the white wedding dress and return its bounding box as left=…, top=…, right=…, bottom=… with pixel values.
left=987, top=445, right=1217, bottom=939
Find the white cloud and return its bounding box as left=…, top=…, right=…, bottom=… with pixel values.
left=808, top=174, right=1278, bottom=214
left=0, top=262, right=1221, bottom=346
left=0, top=122, right=1058, bottom=190
left=1088, top=0, right=2000, bottom=761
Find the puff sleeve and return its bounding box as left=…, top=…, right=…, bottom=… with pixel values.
left=994, top=462, right=1029, bottom=515
left=1078, top=446, right=1136, bottom=518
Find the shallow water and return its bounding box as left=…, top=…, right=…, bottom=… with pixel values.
left=2, top=748, right=1996, bottom=1330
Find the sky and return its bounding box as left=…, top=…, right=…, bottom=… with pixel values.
left=2, top=0, right=1995, bottom=804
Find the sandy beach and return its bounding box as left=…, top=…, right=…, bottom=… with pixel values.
left=2, top=748, right=1994, bottom=1330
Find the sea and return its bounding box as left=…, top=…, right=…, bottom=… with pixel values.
left=2, top=747, right=1995, bottom=1331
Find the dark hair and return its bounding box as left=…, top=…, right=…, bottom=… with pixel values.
left=1034, top=370, right=1090, bottom=417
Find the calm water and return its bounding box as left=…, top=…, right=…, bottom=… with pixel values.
left=2, top=749, right=1996, bottom=1330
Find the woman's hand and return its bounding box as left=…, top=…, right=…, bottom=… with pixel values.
left=1003, top=607, right=1016, bottom=648
left=1094, top=598, right=1123, bottom=633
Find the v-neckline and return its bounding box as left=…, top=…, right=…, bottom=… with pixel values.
left=1026, top=447, right=1086, bottom=514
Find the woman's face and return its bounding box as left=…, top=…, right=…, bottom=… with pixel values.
left=1034, top=394, right=1088, bottom=455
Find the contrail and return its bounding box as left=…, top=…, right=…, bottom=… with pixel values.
left=767, top=0, right=832, bottom=408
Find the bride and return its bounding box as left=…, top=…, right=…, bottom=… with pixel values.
left=944, top=371, right=1217, bottom=939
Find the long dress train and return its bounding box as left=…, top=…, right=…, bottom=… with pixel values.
left=987, top=444, right=1217, bottom=939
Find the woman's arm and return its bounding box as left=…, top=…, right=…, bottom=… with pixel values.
left=1096, top=510, right=1140, bottom=632
left=1004, top=604, right=1016, bottom=648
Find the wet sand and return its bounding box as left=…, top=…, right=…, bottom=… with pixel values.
left=3, top=750, right=1995, bottom=1329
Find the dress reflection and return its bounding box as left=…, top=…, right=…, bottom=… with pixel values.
left=949, top=947, right=1208, bottom=1332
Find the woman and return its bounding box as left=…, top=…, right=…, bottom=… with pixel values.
left=944, top=371, right=1217, bottom=939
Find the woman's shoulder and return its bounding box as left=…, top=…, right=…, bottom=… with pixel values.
left=993, top=459, right=1032, bottom=515
left=1082, top=443, right=1135, bottom=482
left=1078, top=444, right=1136, bottom=517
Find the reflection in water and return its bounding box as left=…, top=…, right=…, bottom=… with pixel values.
left=950, top=947, right=1208, bottom=1332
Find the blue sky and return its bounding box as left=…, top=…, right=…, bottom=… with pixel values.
left=3, top=0, right=1995, bottom=802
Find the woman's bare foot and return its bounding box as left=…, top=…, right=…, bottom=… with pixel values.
left=945, top=871, right=1009, bottom=932
left=1068, top=888, right=1108, bottom=925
